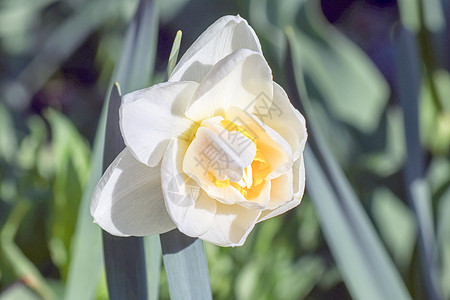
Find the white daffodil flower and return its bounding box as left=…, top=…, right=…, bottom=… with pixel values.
left=91, top=15, right=307, bottom=247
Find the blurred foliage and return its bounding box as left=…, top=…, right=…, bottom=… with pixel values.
left=1, top=0, right=450, bottom=299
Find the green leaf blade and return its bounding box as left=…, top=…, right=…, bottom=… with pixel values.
left=66, top=0, right=160, bottom=299
left=286, top=27, right=412, bottom=300
left=161, top=230, right=212, bottom=300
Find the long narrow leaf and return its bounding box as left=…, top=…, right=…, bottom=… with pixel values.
left=101, top=0, right=160, bottom=299
left=102, top=84, right=148, bottom=300
left=294, top=2, right=389, bottom=134
left=161, top=230, right=212, bottom=300
left=145, top=236, right=162, bottom=300
left=286, top=27, right=411, bottom=300
left=113, top=0, right=158, bottom=94
left=63, top=146, right=103, bottom=300
left=65, top=0, right=160, bottom=299
left=392, top=25, right=443, bottom=300
left=63, top=87, right=107, bottom=300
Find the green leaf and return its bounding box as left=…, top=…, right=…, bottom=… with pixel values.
left=45, top=109, right=90, bottom=276
left=421, top=0, right=446, bottom=32
left=371, top=188, right=417, bottom=271
left=113, top=0, right=158, bottom=94
left=393, top=25, right=443, bottom=300
left=102, top=231, right=148, bottom=300
left=437, top=186, right=450, bottom=300
left=0, top=103, right=17, bottom=163
left=167, top=30, right=182, bottom=78
left=0, top=201, right=57, bottom=300
left=362, top=106, right=406, bottom=176
left=293, top=1, right=389, bottom=133
left=100, top=84, right=148, bottom=300
left=304, top=147, right=411, bottom=300
left=145, top=236, right=162, bottom=300
left=65, top=0, right=160, bottom=299
left=286, top=27, right=411, bottom=300
left=420, top=70, right=450, bottom=154
left=63, top=101, right=105, bottom=300
left=160, top=230, right=212, bottom=300
left=100, top=0, right=160, bottom=299
left=397, top=0, right=421, bottom=32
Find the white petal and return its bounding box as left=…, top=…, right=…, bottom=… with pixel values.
left=90, top=148, right=176, bottom=236
left=293, top=154, right=306, bottom=199
left=169, top=15, right=262, bottom=83
left=185, top=49, right=273, bottom=121
left=257, top=155, right=305, bottom=222
left=267, top=172, right=294, bottom=210
left=198, top=202, right=261, bottom=247
left=263, top=83, right=308, bottom=161
left=120, top=81, right=199, bottom=167
left=225, top=106, right=293, bottom=179
left=161, top=138, right=216, bottom=236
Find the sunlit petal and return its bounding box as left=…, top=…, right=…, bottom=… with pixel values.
left=186, top=49, right=273, bottom=121
left=198, top=202, right=261, bottom=247
left=225, top=106, right=293, bottom=179
left=263, top=83, right=308, bottom=161
left=257, top=155, right=305, bottom=222
left=161, top=138, right=216, bottom=236
left=267, top=171, right=294, bottom=210
left=120, top=81, right=199, bottom=167
left=91, top=148, right=176, bottom=236
left=169, top=15, right=262, bottom=83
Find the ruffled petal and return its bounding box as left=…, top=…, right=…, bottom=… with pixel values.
left=225, top=106, right=293, bottom=179
left=90, top=148, right=176, bottom=236
left=292, top=154, right=306, bottom=199
left=161, top=138, right=261, bottom=247
left=183, top=126, right=256, bottom=204
left=185, top=49, right=273, bottom=121
left=161, top=138, right=216, bottom=236
left=120, top=81, right=199, bottom=167
left=267, top=171, right=294, bottom=210
left=184, top=126, right=256, bottom=181
left=263, top=83, right=307, bottom=161
left=237, top=179, right=271, bottom=210
left=257, top=155, right=305, bottom=222
left=198, top=202, right=261, bottom=247
left=169, top=15, right=262, bottom=83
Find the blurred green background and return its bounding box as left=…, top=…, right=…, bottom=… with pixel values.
left=1, top=0, right=449, bottom=299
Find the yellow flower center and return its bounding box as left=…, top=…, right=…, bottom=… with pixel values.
left=210, top=119, right=271, bottom=200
